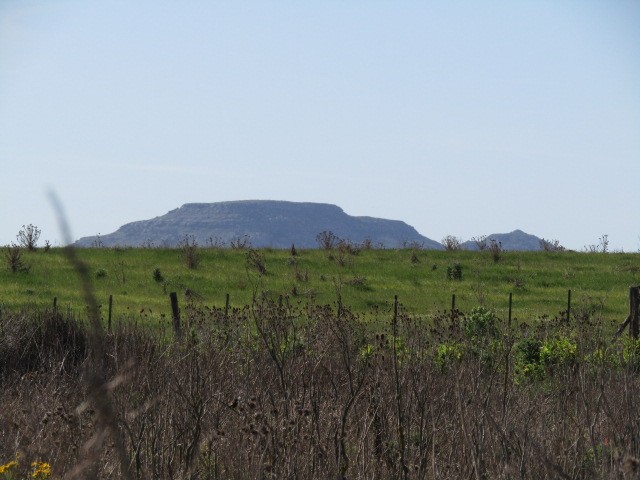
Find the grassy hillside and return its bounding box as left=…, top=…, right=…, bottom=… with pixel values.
left=1, top=246, right=638, bottom=325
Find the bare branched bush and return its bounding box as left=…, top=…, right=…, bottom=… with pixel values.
left=206, top=236, right=226, bottom=248
left=540, top=238, right=565, bottom=252
left=294, top=267, right=309, bottom=282
left=472, top=235, right=487, bottom=251
left=402, top=239, right=424, bottom=249
left=338, top=239, right=360, bottom=255
left=16, top=224, right=41, bottom=251
left=230, top=235, right=251, bottom=250
left=91, top=233, right=105, bottom=248
left=316, top=230, right=339, bottom=250
left=246, top=249, right=266, bottom=275
left=513, top=260, right=526, bottom=288
left=585, top=234, right=609, bottom=253
left=332, top=240, right=360, bottom=267
left=488, top=238, right=503, bottom=262
left=178, top=234, right=200, bottom=269
left=140, top=239, right=156, bottom=248
left=441, top=235, right=463, bottom=251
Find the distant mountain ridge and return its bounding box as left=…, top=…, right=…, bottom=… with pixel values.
left=74, top=200, right=443, bottom=249
left=74, top=201, right=548, bottom=251
left=461, top=229, right=543, bottom=251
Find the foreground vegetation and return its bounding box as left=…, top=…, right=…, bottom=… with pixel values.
left=1, top=246, right=639, bottom=325
left=2, top=242, right=640, bottom=477
left=2, top=299, right=640, bottom=478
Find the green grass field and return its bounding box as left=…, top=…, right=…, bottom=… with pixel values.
left=1, top=246, right=639, bottom=325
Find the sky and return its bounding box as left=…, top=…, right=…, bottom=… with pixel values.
left=1, top=1, right=639, bottom=251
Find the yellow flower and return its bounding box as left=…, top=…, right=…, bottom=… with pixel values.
left=31, top=461, right=52, bottom=479
left=0, top=459, right=19, bottom=474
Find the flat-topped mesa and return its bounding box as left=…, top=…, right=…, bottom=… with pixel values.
left=74, top=200, right=442, bottom=249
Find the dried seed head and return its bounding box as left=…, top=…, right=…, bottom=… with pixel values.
left=623, top=455, right=640, bottom=475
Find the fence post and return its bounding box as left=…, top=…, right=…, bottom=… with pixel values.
left=630, top=286, right=640, bottom=339
left=225, top=293, right=230, bottom=318
left=566, top=289, right=572, bottom=323
left=108, top=294, right=113, bottom=331
left=391, top=294, right=407, bottom=479
left=169, top=292, right=181, bottom=339
left=503, top=292, right=513, bottom=419
left=393, top=295, right=399, bottom=330
left=451, top=294, right=456, bottom=314
left=53, top=297, right=57, bottom=314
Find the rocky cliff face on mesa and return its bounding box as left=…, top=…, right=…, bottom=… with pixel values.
left=74, top=201, right=443, bottom=249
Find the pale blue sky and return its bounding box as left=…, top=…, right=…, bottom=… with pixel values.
left=1, top=1, right=639, bottom=251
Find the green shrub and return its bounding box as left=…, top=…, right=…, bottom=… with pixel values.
left=584, top=344, right=619, bottom=369
left=516, top=337, right=542, bottom=365
left=446, top=262, right=462, bottom=281
left=514, top=337, right=544, bottom=383
left=435, top=341, right=464, bottom=369
left=359, top=343, right=375, bottom=360
left=620, top=337, right=640, bottom=369
left=463, top=307, right=497, bottom=339
left=513, top=335, right=577, bottom=383
left=540, top=335, right=577, bottom=367
left=153, top=268, right=164, bottom=283
left=95, top=268, right=108, bottom=279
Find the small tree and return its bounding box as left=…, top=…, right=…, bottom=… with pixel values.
left=471, top=235, right=487, bottom=251
left=17, top=224, right=41, bottom=251
left=4, top=244, right=30, bottom=273
left=488, top=239, right=503, bottom=263
left=441, top=235, right=463, bottom=251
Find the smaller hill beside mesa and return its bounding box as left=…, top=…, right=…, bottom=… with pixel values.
left=74, top=200, right=443, bottom=249
left=461, top=229, right=544, bottom=251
